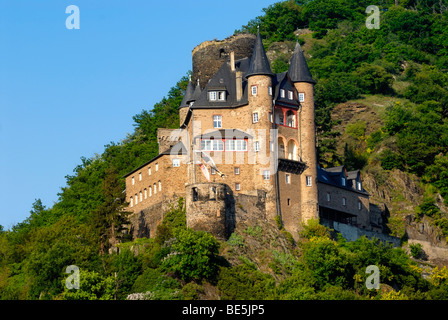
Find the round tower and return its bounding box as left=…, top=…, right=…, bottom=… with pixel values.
left=288, top=41, right=319, bottom=223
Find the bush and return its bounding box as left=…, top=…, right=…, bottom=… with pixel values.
left=162, top=229, right=220, bottom=281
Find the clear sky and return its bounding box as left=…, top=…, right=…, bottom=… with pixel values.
left=0, top=0, right=278, bottom=229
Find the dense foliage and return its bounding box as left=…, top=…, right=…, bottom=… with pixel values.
left=1, top=0, right=447, bottom=300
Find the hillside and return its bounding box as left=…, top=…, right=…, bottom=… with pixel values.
left=1, top=0, right=448, bottom=300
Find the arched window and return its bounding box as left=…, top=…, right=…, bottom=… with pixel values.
left=135, top=194, right=138, bottom=205
left=159, top=181, right=162, bottom=192
left=140, top=191, right=143, bottom=202
left=287, top=140, right=298, bottom=161
left=149, top=186, right=152, bottom=197
left=278, top=137, right=286, bottom=159
left=286, top=110, right=296, bottom=128
left=274, top=108, right=284, bottom=125
left=154, top=183, right=157, bottom=194
left=144, top=188, right=147, bottom=199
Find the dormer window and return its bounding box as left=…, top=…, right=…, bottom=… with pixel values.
left=288, top=91, right=293, bottom=100
left=280, top=89, right=285, bottom=98
left=341, top=177, right=346, bottom=186
left=251, top=86, right=258, bottom=96
left=209, top=91, right=217, bottom=101
left=209, top=91, right=226, bottom=102
left=357, top=181, right=362, bottom=191
left=218, top=91, right=226, bottom=101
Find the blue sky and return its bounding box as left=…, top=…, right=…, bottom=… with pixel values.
left=0, top=0, right=278, bottom=229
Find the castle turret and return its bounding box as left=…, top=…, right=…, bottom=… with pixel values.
left=179, top=76, right=195, bottom=126
left=288, top=41, right=319, bottom=223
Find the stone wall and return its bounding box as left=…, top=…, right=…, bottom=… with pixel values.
left=192, top=33, right=256, bottom=88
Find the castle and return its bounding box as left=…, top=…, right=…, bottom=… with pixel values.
left=124, top=32, right=392, bottom=242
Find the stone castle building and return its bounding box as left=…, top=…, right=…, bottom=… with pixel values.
left=124, top=32, right=390, bottom=242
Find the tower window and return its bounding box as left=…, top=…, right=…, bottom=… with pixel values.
left=268, top=86, right=273, bottom=96
left=286, top=174, right=291, bottom=184
left=299, top=93, right=305, bottom=102
left=251, top=86, right=258, bottom=96
left=235, top=183, right=241, bottom=191
left=130, top=197, right=134, bottom=208
left=159, top=181, right=162, bottom=192
left=287, top=199, right=291, bottom=206
left=234, top=167, right=240, bottom=175
left=155, top=163, right=159, bottom=171
left=154, top=183, right=157, bottom=194
left=306, top=176, right=312, bottom=187
left=288, top=91, right=293, bottom=100
left=253, top=112, right=259, bottom=123
left=135, top=194, right=138, bottom=205
left=149, top=186, right=152, bottom=197
left=342, top=197, right=347, bottom=206
left=254, top=141, right=260, bottom=152
left=140, top=191, right=143, bottom=202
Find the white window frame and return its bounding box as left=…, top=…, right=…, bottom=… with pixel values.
left=144, top=188, right=147, bottom=199
left=132, top=176, right=135, bottom=185
left=135, top=194, right=138, bottom=205
left=299, top=92, right=305, bottom=102
left=288, top=91, right=293, bottom=100
left=155, top=163, right=158, bottom=171
left=357, top=181, right=362, bottom=191
left=251, top=86, right=258, bottom=96
left=225, top=140, right=247, bottom=152
left=209, top=91, right=217, bottom=101
left=218, top=91, right=226, bottom=101
left=263, top=170, right=270, bottom=181
left=130, top=197, right=134, bottom=208
left=235, top=167, right=240, bottom=175
left=173, top=159, right=180, bottom=167
left=154, top=183, right=157, bottom=194
left=268, top=86, right=273, bottom=96
left=253, top=112, right=259, bottom=123
left=140, top=191, right=143, bottom=202
left=213, top=115, right=222, bottom=128
left=149, top=186, right=152, bottom=197
left=254, top=141, right=260, bottom=152
left=286, top=174, right=291, bottom=184
left=148, top=167, right=151, bottom=176
left=280, top=89, right=285, bottom=98
left=306, top=176, right=312, bottom=187
left=201, top=139, right=224, bottom=152
left=235, top=183, right=241, bottom=191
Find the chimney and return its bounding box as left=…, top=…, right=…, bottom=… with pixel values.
left=230, top=51, right=235, bottom=72
left=236, top=71, right=243, bottom=102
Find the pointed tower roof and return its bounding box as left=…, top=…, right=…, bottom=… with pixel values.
left=288, top=41, right=316, bottom=84
left=245, top=29, right=273, bottom=79
left=179, top=76, right=195, bottom=109
left=192, top=79, right=202, bottom=101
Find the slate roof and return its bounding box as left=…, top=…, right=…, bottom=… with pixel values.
left=317, top=166, right=369, bottom=195
left=179, top=79, right=195, bottom=109
left=288, top=41, right=316, bottom=84
left=245, top=31, right=274, bottom=79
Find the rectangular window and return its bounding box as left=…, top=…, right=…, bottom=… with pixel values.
left=209, top=91, right=217, bottom=101
left=341, top=178, right=346, bottom=186
left=280, top=89, right=285, bottom=98
left=269, top=112, right=273, bottom=123
left=299, top=93, right=305, bottom=102
left=251, top=86, right=257, bottom=96
left=288, top=91, right=293, bottom=100
left=218, top=91, right=226, bottom=101
left=254, top=141, right=260, bottom=152
left=211, top=168, right=216, bottom=175
left=235, top=183, right=241, bottom=191
left=286, top=174, right=291, bottom=184
left=148, top=167, right=151, bottom=176
left=159, top=181, right=162, bottom=192
left=358, top=201, right=362, bottom=210
left=140, top=191, right=143, bottom=202
left=213, top=115, right=222, bottom=128
left=342, top=197, right=347, bottom=206
left=155, top=163, right=159, bottom=171
left=263, top=170, right=270, bottom=181
left=135, top=194, right=138, bottom=205
left=139, top=172, right=142, bottom=181
left=268, top=86, right=272, bottom=96
left=144, top=189, right=147, bottom=199
left=132, top=177, right=135, bottom=185
left=357, top=182, right=362, bottom=191
left=287, top=199, right=291, bottom=206
left=201, top=139, right=224, bottom=151
left=149, top=187, right=152, bottom=197
left=225, top=140, right=247, bottom=152
left=173, top=159, right=180, bottom=167
left=306, top=176, right=312, bottom=187
left=326, top=192, right=331, bottom=202
left=253, top=112, right=259, bottom=123
left=154, top=183, right=157, bottom=194
left=234, top=167, right=240, bottom=175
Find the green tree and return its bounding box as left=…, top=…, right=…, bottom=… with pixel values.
left=62, top=270, right=115, bottom=300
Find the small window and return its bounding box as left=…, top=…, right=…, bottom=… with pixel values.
left=280, top=89, right=285, bottom=98
left=135, top=194, right=138, bottom=205
left=235, top=167, right=240, bottom=175
left=357, top=182, right=362, bottom=191
left=154, top=183, right=157, bottom=194
left=144, top=188, right=147, bottom=199
left=342, top=197, right=347, bottom=206
left=254, top=141, right=260, bottom=152
left=270, top=142, right=275, bottom=152
left=251, top=86, right=257, bottom=96
left=210, top=187, right=217, bottom=200
left=140, top=191, right=143, bottom=202
left=159, top=181, right=162, bottom=192
left=358, top=201, right=362, bottom=210
left=326, top=192, right=331, bottom=202
left=173, top=159, right=180, bottom=167
left=306, top=176, right=312, bottom=187
left=192, top=188, right=198, bottom=202
left=268, top=86, right=272, bottom=96
left=288, top=91, right=293, bottom=100
left=130, top=197, right=134, bottom=208
left=149, top=186, right=152, bottom=197
left=139, top=172, right=142, bottom=181
left=155, top=163, right=159, bottom=171
left=132, top=177, right=135, bottom=185
left=211, top=168, right=216, bottom=175
left=253, top=112, right=259, bottom=123
left=209, top=91, right=217, bottom=101
left=213, top=115, right=222, bottom=128
left=269, top=112, right=273, bottom=123
left=341, top=177, right=346, bottom=186
left=263, top=170, right=270, bottom=181
left=235, top=183, right=241, bottom=191
left=299, top=93, right=305, bottom=102
left=218, top=91, right=226, bottom=101
left=287, top=199, right=291, bottom=206
left=148, top=167, right=151, bottom=176
left=286, top=174, right=291, bottom=184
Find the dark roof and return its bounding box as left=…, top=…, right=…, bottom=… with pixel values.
left=192, top=57, right=250, bottom=109
left=317, top=166, right=369, bottom=195
left=179, top=79, right=195, bottom=109
left=245, top=31, right=274, bottom=79
left=124, top=142, right=188, bottom=178
left=192, top=80, right=202, bottom=101
left=272, top=72, right=300, bottom=109
left=194, top=129, right=253, bottom=141
left=288, top=41, right=316, bottom=84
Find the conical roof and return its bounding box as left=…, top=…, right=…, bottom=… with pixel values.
left=245, top=31, right=273, bottom=79
left=179, top=77, right=195, bottom=109
left=192, top=79, right=202, bottom=101
left=288, top=41, right=316, bottom=84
